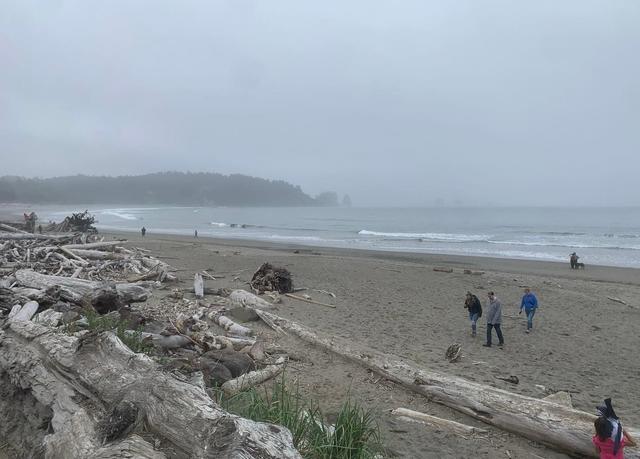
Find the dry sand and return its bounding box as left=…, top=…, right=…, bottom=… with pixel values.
left=109, top=231, right=640, bottom=458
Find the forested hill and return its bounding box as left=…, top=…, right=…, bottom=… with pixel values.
left=0, top=172, right=337, bottom=206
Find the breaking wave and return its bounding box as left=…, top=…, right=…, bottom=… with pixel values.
left=101, top=210, right=138, bottom=220
left=267, top=235, right=323, bottom=242
left=358, top=230, right=489, bottom=242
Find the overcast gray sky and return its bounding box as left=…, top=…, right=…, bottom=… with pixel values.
left=1, top=1, right=638, bottom=206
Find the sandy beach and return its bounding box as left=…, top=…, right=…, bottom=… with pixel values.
left=98, top=230, right=640, bottom=458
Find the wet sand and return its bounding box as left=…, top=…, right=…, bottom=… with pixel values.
left=110, top=231, right=640, bottom=457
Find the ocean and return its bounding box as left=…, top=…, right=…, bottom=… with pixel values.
left=5, top=205, right=640, bottom=268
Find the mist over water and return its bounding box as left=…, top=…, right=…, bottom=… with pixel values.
left=12, top=204, right=640, bottom=268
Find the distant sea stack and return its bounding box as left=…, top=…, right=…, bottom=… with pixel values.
left=0, top=172, right=340, bottom=207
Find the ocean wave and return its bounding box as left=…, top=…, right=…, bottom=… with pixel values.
left=358, top=230, right=489, bottom=242
left=376, top=244, right=567, bottom=261
left=100, top=210, right=138, bottom=221
left=487, top=240, right=640, bottom=251
left=210, top=222, right=228, bottom=227
left=267, top=235, right=323, bottom=242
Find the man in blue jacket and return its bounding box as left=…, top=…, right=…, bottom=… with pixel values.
left=520, top=288, right=538, bottom=333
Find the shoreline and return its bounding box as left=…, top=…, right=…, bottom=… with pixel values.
left=106, top=229, right=640, bottom=285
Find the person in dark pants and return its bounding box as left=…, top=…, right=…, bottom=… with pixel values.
left=483, top=291, right=504, bottom=347
left=141, top=227, right=146, bottom=237
left=464, top=291, right=482, bottom=337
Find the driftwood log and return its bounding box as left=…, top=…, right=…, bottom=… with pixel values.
left=391, top=407, right=487, bottom=436
left=228, top=289, right=274, bottom=310
left=194, top=273, right=204, bottom=298
left=211, top=312, right=254, bottom=337
left=254, top=310, right=640, bottom=458
left=14, top=269, right=149, bottom=305
left=221, top=357, right=286, bottom=396
left=0, top=319, right=301, bottom=458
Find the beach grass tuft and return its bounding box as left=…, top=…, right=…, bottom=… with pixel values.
left=69, top=308, right=154, bottom=355
left=220, top=374, right=381, bottom=458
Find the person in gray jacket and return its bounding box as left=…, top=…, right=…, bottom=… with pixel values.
left=483, top=291, right=504, bottom=347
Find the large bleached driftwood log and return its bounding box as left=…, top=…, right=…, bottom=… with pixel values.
left=61, top=241, right=124, bottom=250
left=68, top=248, right=129, bottom=260
left=14, top=269, right=149, bottom=304
left=229, top=289, right=274, bottom=309
left=254, top=310, right=640, bottom=458
left=0, top=232, right=70, bottom=240
left=0, top=319, right=301, bottom=459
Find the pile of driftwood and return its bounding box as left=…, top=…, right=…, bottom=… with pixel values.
left=45, top=210, right=98, bottom=233
left=0, top=227, right=175, bottom=284
left=0, top=240, right=300, bottom=456
left=250, top=262, right=293, bottom=293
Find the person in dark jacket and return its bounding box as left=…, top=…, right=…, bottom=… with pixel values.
left=483, top=291, right=504, bottom=347
left=570, top=252, right=579, bottom=269
left=141, top=226, right=146, bottom=237
left=464, top=291, right=482, bottom=337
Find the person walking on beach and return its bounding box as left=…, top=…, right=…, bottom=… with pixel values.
left=141, top=226, right=146, bottom=237
left=194, top=229, right=198, bottom=238
left=464, top=291, right=482, bottom=337
left=520, top=287, right=538, bottom=333
left=483, top=291, right=504, bottom=347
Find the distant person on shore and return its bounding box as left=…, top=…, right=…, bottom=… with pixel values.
left=38, top=224, right=42, bottom=234
left=464, top=291, right=482, bottom=337
left=194, top=229, right=198, bottom=238
left=520, top=288, right=538, bottom=333
left=570, top=252, right=579, bottom=269
left=483, top=291, right=504, bottom=348
left=141, top=226, right=146, bottom=237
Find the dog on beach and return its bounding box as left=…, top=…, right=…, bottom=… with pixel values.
left=575, top=262, right=585, bottom=269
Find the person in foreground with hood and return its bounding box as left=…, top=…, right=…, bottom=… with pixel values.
left=593, top=398, right=636, bottom=458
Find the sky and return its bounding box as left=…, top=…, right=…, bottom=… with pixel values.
left=1, top=1, right=639, bottom=206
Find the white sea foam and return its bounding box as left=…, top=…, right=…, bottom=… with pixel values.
left=488, top=240, right=640, bottom=250
left=377, top=244, right=566, bottom=262
left=358, top=230, right=489, bottom=242
left=210, top=222, right=228, bottom=227
left=101, top=210, right=138, bottom=220
left=267, top=235, right=323, bottom=242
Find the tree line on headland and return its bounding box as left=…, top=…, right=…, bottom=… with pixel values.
left=0, top=172, right=350, bottom=207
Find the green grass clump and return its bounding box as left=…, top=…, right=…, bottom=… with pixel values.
left=311, top=397, right=381, bottom=459
left=221, top=375, right=381, bottom=459
left=115, top=322, right=154, bottom=355
left=75, top=309, right=153, bottom=355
